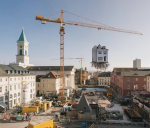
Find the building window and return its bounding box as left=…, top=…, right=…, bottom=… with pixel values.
left=14, top=93, right=17, bottom=98
left=10, top=94, right=12, bottom=99
left=136, top=78, right=138, bottom=81
left=18, top=93, right=20, bottom=96
left=31, top=83, right=32, bottom=87
left=14, top=78, right=16, bottom=81
left=103, top=51, right=107, bottom=54
left=0, top=87, right=2, bottom=92
left=28, top=77, right=29, bottom=79
left=127, top=84, right=130, bottom=89
left=43, top=80, right=44, bottom=82
left=0, top=79, right=2, bottom=82
left=47, top=84, right=49, bottom=88
left=6, top=78, right=7, bottom=81
left=31, top=77, right=32, bottom=79
left=18, top=84, right=20, bottom=89
left=99, top=51, right=101, bottom=54
left=19, top=49, right=22, bottom=55
left=30, top=94, right=32, bottom=99
left=30, top=89, right=32, bottom=93
left=148, top=77, right=149, bottom=80
left=127, top=92, right=130, bottom=96
left=127, top=78, right=130, bottom=81
left=14, top=85, right=16, bottom=90
left=135, top=84, right=138, bottom=89
left=38, top=84, right=39, bottom=87
left=52, top=84, right=54, bottom=88
left=18, top=98, right=20, bottom=103
left=5, top=86, right=7, bottom=92
left=22, top=77, right=23, bottom=80
left=144, top=78, right=146, bottom=81
left=143, top=84, right=146, bottom=89
left=43, top=84, right=44, bottom=88
left=98, top=57, right=103, bottom=61
left=10, top=85, right=12, bottom=91
left=43, top=91, right=44, bottom=94
left=10, top=78, right=12, bottom=81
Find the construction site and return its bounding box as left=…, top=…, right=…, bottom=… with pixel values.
left=0, top=2, right=147, bottom=128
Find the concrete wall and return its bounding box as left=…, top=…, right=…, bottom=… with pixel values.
left=78, top=113, right=96, bottom=120
left=66, top=111, right=78, bottom=117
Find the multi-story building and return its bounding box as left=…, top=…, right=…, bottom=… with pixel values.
left=75, top=68, right=88, bottom=85
left=27, top=66, right=75, bottom=89
left=133, top=59, right=141, bottom=68
left=111, top=69, right=150, bottom=97
left=92, top=44, right=108, bottom=63
left=36, top=71, right=60, bottom=95
left=111, top=68, right=138, bottom=92
left=98, top=72, right=111, bottom=85
left=0, top=64, right=36, bottom=109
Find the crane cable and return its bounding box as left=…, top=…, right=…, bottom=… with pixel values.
left=64, top=10, right=110, bottom=27
left=48, top=10, right=61, bottom=19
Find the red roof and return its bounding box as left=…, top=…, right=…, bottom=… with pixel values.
left=140, top=91, right=150, bottom=95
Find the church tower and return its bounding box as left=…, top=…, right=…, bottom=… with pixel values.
left=16, top=28, right=29, bottom=65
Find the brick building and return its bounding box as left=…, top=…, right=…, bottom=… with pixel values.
left=111, top=68, right=150, bottom=97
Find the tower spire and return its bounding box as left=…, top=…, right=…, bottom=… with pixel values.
left=18, top=28, right=27, bottom=42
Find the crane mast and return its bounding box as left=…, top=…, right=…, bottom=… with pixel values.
left=59, top=10, right=65, bottom=98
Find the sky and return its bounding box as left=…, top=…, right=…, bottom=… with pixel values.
left=0, top=0, right=150, bottom=72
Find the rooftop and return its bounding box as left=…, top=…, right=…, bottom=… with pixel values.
left=121, top=71, right=150, bottom=76
left=26, top=66, right=74, bottom=71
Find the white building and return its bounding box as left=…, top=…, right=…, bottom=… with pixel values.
left=98, top=72, right=111, bottom=86
left=26, top=66, right=75, bottom=89
left=92, top=44, right=108, bottom=63
left=0, top=65, right=36, bottom=109
left=133, top=59, right=141, bottom=68
left=36, top=71, right=60, bottom=95
left=9, top=28, right=34, bottom=68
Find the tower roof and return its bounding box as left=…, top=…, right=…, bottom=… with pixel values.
left=18, top=28, right=27, bottom=42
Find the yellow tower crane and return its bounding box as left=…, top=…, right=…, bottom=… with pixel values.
left=36, top=10, right=142, bottom=99
left=51, top=57, right=84, bottom=85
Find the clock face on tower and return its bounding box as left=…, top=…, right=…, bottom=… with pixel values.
left=20, top=45, right=22, bottom=48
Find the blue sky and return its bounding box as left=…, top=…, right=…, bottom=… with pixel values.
left=0, top=0, right=149, bottom=72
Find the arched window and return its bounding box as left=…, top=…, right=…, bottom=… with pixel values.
left=30, top=89, right=32, bottom=93
left=20, top=49, right=22, bottom=55
left=18, top=92, right=20, bottom=96
left=25, top=50, right=27, bottom=55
